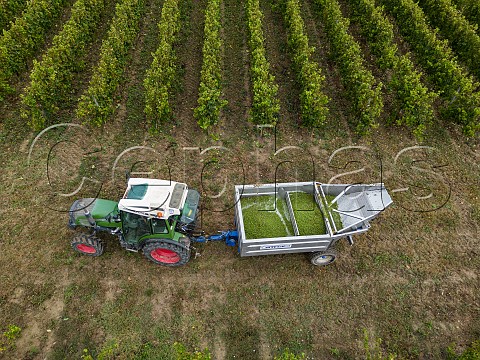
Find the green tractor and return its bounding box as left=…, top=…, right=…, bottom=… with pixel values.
left=68, top=178, right=200, bottom=266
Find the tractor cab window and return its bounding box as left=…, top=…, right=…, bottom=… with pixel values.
left=121, top=211, right=151, bottom=243
left=152, top=218, right=169, bottom=234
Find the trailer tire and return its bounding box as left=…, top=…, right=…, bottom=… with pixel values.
left=71, top=233, right=104, bottom=256
left=143, top=240, right=190, bottom=267
left=309, top=249, right=337, bottom=266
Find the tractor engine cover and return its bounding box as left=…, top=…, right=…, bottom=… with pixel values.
left=68, top=198, right=119, bottom=229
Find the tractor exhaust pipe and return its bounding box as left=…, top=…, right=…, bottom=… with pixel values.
left=84, top=210, right=96, bottom=227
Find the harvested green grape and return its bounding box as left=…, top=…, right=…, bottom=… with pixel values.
left=241, top=195, right=293, bottom=239
left=290, top=192, right=327, bottom=235
left=240, top=192, right=343, bottom=239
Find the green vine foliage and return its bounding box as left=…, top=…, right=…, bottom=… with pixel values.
left=452, top=0, right=480, bottom=30
left=0, top=0, right=68, bottom=99
left=194, top=0, right=227, bottom=130
left=21, top=0, right=106, bottom=130
left=246, top=0, right=280, bottom=125
left=390, top=55, right=437, bottom=140
left=0, top=0, right=29, bottom=31
left=315, top=0, right=382, bottom=135
left=381, top=0, right=480, bottom=136
left=284, top=0, right=329, bottom=128
left=76, top=0, right=146, bottom=125
left=418, top=0, right=480, bottom=80
left=349, top=0, right=437, bottom=140
left=349, top=0, right=396, bottom=69
left=143, top=0, right=181, bottom=132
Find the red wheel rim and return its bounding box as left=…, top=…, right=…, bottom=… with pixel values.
left=150, top=248, right=180, bottom=264
left=77, top=243, right=96, bottom=254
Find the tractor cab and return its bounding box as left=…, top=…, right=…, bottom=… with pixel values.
left=117, top=178, right=200, bottom=249
left=119, top=178, right=188, bottom=218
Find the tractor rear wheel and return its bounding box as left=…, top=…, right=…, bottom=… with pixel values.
left=309, top=249, right=337, bottom=266
left=143, top=241, right=190, bottom=267
left=71, top=233, right=104, bottom=256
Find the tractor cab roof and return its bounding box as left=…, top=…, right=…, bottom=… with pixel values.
left=118, top=178, right=188, bottom=219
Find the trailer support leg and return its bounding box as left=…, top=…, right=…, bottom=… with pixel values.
left=346, top=235, right=354, bottom=246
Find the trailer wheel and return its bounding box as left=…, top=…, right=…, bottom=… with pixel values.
left=143, top=241, right=190, bottom=267
left=309, top=249, right=337, bottom=266
left=71, top=233, right=104, bottom=256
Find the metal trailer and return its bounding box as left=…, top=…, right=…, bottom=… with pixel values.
left=229, top=182, right=392, bottom=265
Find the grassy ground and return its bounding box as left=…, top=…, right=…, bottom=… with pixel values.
left=0, top=0, right=479, bottom=358
left=0, top=109, right=478, bottom=360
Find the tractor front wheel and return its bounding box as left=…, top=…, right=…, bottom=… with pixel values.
left=71, top=233, right=104, bottom=256
left=309, top=249, right=337, bottom=266
left=143, top=241, right=190, bottom=267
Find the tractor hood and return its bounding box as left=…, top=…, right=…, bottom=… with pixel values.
left=90, top=199, right=119, bottom=219
left=69, top=198, right=119, bottom=228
